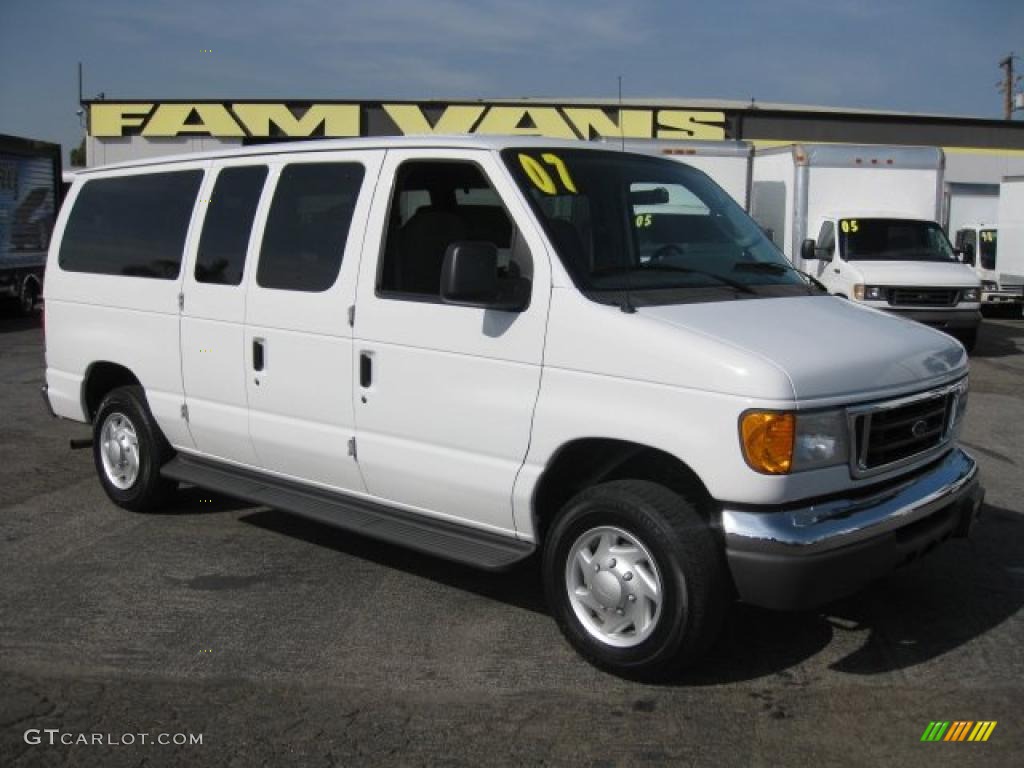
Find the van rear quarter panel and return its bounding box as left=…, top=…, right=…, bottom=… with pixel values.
left=44, top=164, right=207, bottom=450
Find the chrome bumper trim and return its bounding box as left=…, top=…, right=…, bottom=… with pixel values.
left=721, top=448, right=979, bottom=556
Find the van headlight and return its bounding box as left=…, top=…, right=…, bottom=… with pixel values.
left=981, top=280, right=998, bottom=291
left=853, top=284, right=885, bottom=301
left=960, top=287, right=980, bottom=302
left=740, top=409, right=848, bottom=475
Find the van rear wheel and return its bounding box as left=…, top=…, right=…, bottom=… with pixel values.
left=93, top=386, right=176, bottom=512
left=543, top=480, right=729, bottom=680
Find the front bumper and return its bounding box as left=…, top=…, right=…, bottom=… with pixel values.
left=884, top=307, right=981, bottom=330
left=721, top=448, right=983, bottom=610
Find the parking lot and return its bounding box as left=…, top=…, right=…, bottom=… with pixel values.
left=1, top=309, right=1022, bottom=767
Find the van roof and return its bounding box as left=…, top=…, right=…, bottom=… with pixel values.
left=73, top=135, right=634, bottom=175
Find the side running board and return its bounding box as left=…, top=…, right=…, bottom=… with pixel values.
left=160, top=455, right=535, bottom=571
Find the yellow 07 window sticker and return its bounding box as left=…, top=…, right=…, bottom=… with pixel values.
left=518, top=153, right=578, bottom=195
left=840, top=219, right=859, bottom=234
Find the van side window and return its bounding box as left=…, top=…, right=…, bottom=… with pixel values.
left=257, top=163, right=364, bottom=292
left=817, top=221, right=835, bottom=258
left=59, top=171, right=203, bottom=279
left=379, top=161, right=523, bottom=298
left=195, top=165, right=268, bottom=286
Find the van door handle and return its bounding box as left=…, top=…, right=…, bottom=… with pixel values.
left=253, top=339, right=265, bottom=371
left=359, top=352, right=372, bottom=388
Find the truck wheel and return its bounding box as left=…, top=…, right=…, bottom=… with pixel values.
left=93, top=386, right=176, bottom=512
left=543, top=480, right=729, bottom=679
left=18, top=279, right=38, bottom=315
left=956, top=329, right=978, bottom=354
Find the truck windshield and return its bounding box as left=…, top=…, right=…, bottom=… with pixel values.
left=839, top=218, right=956, bottom=263
left=502, top=148, right=807, bottom=305
left=980, top=229, right=997, bottom=270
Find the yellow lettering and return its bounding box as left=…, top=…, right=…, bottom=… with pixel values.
left=142, top=104, right=245, bottom=137
left=518, top=154, right=558, bottom=194
left=563, top=108, right=654, bottom=139
left=541, top=153, right=577, bottom=193
left=89, top=103, right=154, bottom=137
left=655, top=110, right=726, bottom=140
left=475, top=107, right=577, bottom=139
left=383, top=104, right=484, bottom=135
left=232, top=104, right=360, bottom=137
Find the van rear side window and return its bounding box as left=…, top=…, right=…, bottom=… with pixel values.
left=195, top=165, right=268, bottom=286
left=59, top=171, right=203, bottom=279
left=257, top=163, right=364, bottom=292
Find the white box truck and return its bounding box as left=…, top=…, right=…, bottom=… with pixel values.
left=609, top=139, right=754, bottom=209
left=945, top=182, right=999, bottom=236
left=951, top=222, right=1023, bottom=313
left=751, top=144, right=982, bottom=349
left=982, top=176, right=1024, bottom=313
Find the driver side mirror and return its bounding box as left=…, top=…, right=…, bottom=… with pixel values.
left=961, top=243, right=976, bottom=266
left=440, top=241, right=529, bottom=312
left=800, top=238, right=819, bottom=262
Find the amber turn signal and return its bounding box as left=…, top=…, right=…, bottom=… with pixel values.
left=740, top=412, right=795, bottom=474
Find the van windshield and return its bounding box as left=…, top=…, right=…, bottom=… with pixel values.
left=839, top=218, right=956, bottom=263
left=502, top=148, right=809, bottom=305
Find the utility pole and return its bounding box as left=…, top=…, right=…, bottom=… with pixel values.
left=997, top=54, right=1020, bottom=119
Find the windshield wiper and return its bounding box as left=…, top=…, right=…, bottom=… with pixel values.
left=733, top=260, right=828, bottom=292
left=592, top=264, right=758, bottom=296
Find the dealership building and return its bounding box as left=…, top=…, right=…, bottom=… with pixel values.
left=80, top=97, right=1024, bottom=231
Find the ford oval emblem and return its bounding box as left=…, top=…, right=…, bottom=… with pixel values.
left=911, top=419, right=928, bottom=437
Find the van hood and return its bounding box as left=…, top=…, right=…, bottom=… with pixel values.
left=843, top=260, right=980, bottom=287
left=639, top=295, right=967, bottom=401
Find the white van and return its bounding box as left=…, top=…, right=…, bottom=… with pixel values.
left=43, top=137, right=983, bottom=678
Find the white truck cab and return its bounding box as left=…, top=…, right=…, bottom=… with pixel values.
left=752, top=144, right=982, bottom=350
left=42, top=137, right=984, bottom=678
left=952, top=223, right=1023, bottom=312
left=803, top=211, right=982, bottom=348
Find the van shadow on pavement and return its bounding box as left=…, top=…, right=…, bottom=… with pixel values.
left=238, top=507, right=548, bottom=616
left=233, top=499, right=1021, bottom=686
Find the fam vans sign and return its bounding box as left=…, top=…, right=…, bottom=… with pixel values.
left=87, top=101, right=728, bottom=142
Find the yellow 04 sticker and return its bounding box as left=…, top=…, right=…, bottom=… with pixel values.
left=840, top=219, right=859, bottom=234
left=518, top=153, right=578, bottom=195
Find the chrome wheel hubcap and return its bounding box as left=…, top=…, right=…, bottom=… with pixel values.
left=565, top=526, right=663, bottom=648
left=99, top=412, right=140, bottom=490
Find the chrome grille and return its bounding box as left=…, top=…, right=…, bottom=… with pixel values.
left=851, top=388, right=958, bottom=475
left=887, top=288, right=958, bottom=307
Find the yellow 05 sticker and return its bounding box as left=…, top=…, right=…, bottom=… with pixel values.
left=840, top=219, right=859, bottom=234
left=635, top=213, right=653, bottom=228
left=518, top=153, right=578, bottom=195
left=981, top=231, right=995, bottom=242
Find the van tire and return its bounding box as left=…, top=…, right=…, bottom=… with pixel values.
left=92, top=385, right=176, bottom=512
left=543, top=480, right=728, bottom=680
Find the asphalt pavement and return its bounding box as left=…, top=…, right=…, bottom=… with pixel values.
left=1, top=307, right=1022, bottom=767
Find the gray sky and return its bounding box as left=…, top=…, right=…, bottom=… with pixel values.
left=1, top=0, right=1021, bottom=160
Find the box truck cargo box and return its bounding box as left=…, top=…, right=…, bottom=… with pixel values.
left=609, top=139, right=754, bottom=210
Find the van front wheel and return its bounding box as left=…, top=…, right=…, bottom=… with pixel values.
left=93, top=386, right=176, bottom=512
left=543, top=480, right=729, bottom=679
